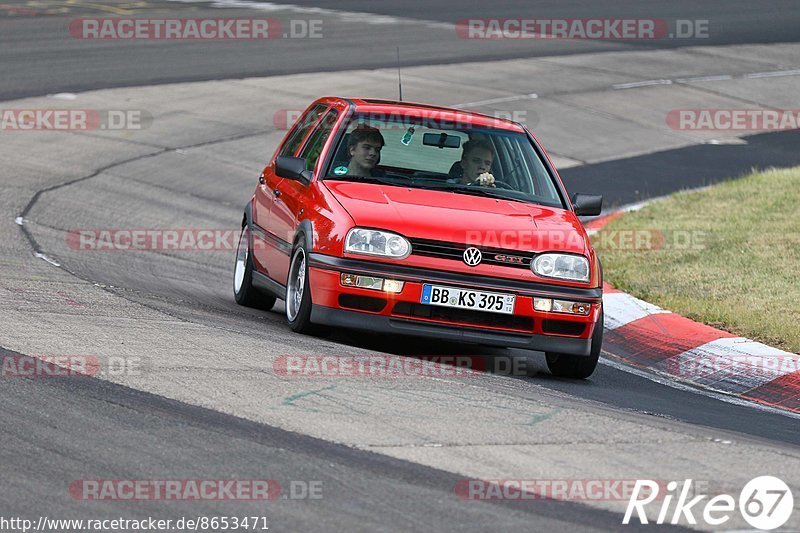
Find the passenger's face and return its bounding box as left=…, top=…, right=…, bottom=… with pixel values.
left=461, top=148, right=493, bottom=181
left=349, top=140, right=382, bottom=170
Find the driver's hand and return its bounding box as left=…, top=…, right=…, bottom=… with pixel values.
left=476, top=172, right=496, bottom=187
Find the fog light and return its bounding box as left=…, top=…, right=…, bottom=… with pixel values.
left=570, top=302, right=591, bottom=316
left=340, top=273, right=404, bottom=293
left=358, top=276, right=384, bottom=290
left=534, top=297, right=591, bottom=315
left=341, top=273, right=381, bottom=289
left=382, top=279, right=405, bottom=293
left=553, top=299, right=592, bottom=316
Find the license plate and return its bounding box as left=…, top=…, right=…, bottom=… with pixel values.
left=420, top=284, right=516, bottom=315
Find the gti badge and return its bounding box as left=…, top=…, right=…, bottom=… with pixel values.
left=494, top=254, right=525, bottom=265
left=463, top=247, right=482, bottom=267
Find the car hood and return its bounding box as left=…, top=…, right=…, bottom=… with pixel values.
left=324, top=181, right=587, bottom=254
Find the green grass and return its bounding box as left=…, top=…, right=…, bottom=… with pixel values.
left=594, top=166, right=800, bottom=353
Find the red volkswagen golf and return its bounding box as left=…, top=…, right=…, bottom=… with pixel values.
left=234, top=97, right=605, bottom=378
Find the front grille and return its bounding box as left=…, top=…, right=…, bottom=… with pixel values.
left=392, top=302, right=533, bottom=331
left=409, top=237, right=533, bottom=269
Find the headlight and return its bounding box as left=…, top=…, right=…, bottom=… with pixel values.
left=531, top=253, right=590, bottom=282
left=345, top=228, right=411, bottom=259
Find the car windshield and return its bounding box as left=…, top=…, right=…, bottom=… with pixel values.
left=323, top=113, right=565, bottom=208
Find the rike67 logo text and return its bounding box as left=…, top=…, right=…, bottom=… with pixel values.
left=624, top=476, right=794, bottom=529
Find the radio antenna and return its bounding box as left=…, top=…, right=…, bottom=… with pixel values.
left=396, top=46, right=403, bottom=102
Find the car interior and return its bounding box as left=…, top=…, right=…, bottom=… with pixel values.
left=324, top=121, right=565, bottom=207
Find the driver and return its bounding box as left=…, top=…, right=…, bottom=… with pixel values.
left=452, top=139, right=496, bottom=187
left=346, top=125, right=385, bottom=177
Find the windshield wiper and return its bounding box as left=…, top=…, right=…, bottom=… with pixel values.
left=326, top=174, right=401, bottom=187
left=420, top=183, right=525, bottom=202
left=382, top=171, right=414, bottom=181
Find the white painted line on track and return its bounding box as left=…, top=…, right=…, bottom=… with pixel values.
left=744, top=68, right=800, bottom=79
left=612, top=79, right=673, bottom=89
left=621, top=201, right=649, bottom=212
left=707, top=138, right=748, bottom=145
left=34, top=252, right=60, bottom=267
left=452, top=94, right=538, bottom=109
left=614, top=68, right=800, bottom=90
left=675, top=75, right=734, bottom=83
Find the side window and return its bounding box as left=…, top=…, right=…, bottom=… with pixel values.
left=299, top=109, right=339, bottom=171
left=279, top=104, right=327, bottom=157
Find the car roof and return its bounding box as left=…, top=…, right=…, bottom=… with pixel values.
left=327, top=97, right=526, bottom=133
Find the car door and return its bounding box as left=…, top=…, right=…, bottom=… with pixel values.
left=268, top=107, right=340, bottom=284
left=252, top=103, right=327, bottom=275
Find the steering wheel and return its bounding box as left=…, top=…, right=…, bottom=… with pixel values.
left=466, top=179, right=515, bottom=190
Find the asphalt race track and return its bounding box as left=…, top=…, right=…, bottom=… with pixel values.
left=2, top=0, right=800, bottom=100
left=2, top=1, right=800, bottom=531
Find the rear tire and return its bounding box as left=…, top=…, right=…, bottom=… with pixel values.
left=545, top=309, right=603, bottom=379
left=233, top=225, right=276, bottom=310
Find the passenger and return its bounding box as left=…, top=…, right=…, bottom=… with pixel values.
left=346, top=126, right=385, bottom=177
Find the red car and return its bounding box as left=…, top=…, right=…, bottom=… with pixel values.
left=233, top=97, right=604, bottom=378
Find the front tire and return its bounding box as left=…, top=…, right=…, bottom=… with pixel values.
left=285, top=242, right=320, bottom=334
left=546, top=309, right=603, bottom=379
left=233, top=226, right=276, bottom=310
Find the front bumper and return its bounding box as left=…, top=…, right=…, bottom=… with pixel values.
left=308, top=253, right=602, bottom=356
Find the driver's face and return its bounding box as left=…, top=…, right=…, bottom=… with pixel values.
left=461, top=148, right=493, bottom=181
left=349, top=140, right=382, bottom=170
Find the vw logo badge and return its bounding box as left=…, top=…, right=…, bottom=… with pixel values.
left=463, top=247, right=482, bottom=267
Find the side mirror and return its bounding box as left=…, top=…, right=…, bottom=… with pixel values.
left=275, top=156, right=313, bottom=184
left=571, top=193, right=603, bottom=216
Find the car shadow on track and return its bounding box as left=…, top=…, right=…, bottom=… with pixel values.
left=326, top=326, right=597, bottom=383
